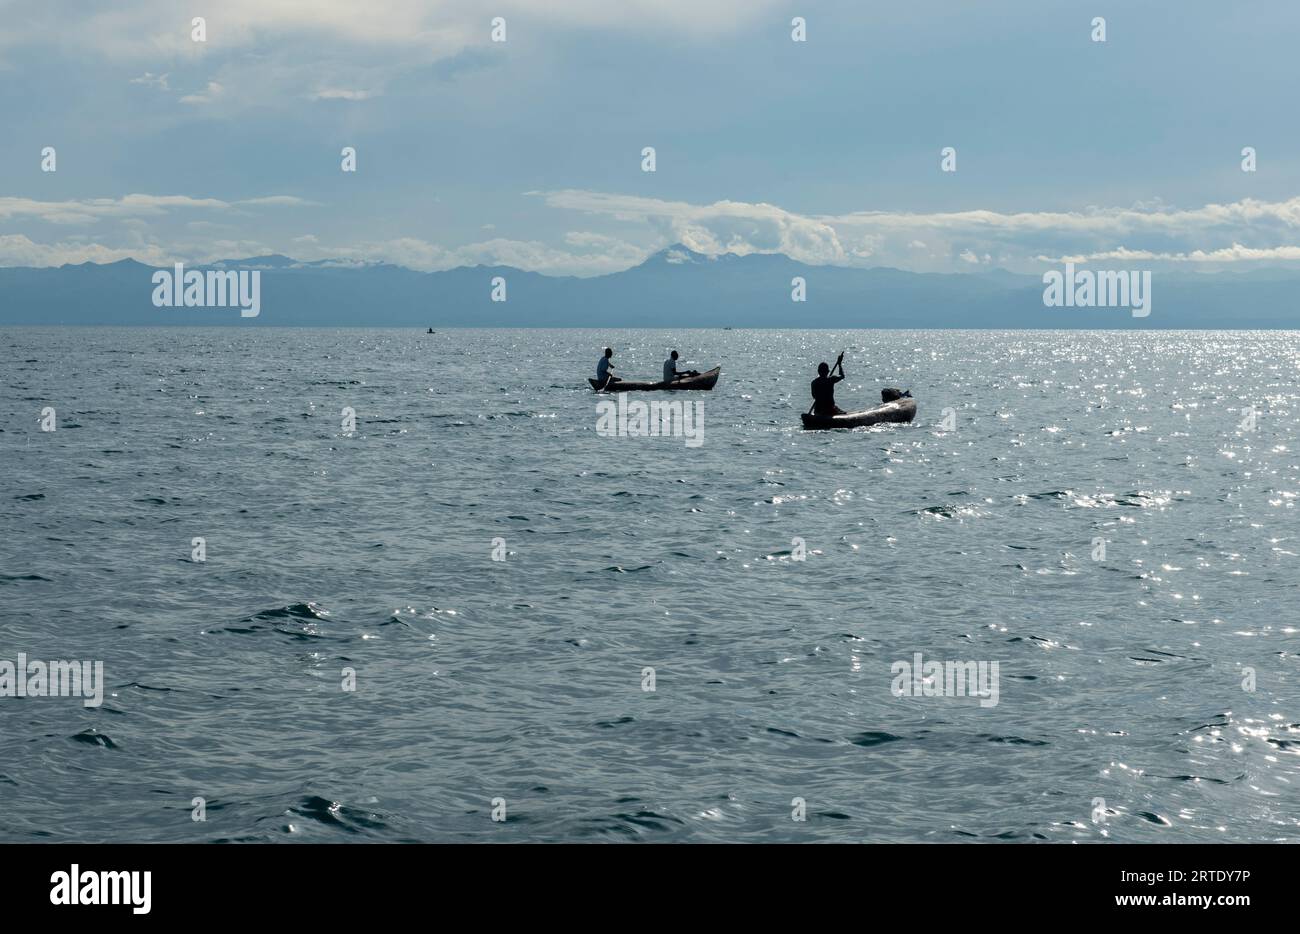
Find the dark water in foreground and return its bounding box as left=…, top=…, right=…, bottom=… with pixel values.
left=1, top=327, right=1297, bottom=842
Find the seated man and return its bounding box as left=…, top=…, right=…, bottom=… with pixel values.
left=662, top=350, right=698, bottom=383
left=810, top=355, right=845, bottom=415
left=596, top=347, right=618, bottom=389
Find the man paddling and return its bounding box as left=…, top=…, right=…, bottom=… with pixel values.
left=810, top=352, right=846, bottom=415
left=596, top=347, right=619, bottom=390
left=662, top=350, right=700, bottom=384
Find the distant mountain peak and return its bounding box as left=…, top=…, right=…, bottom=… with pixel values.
left=210, top=254, right=300, bottom=269
left=641, top=244, right=808, bottom=269
left=59, top=257, right=148, bottom=270
left=643, top=244, right=715, bottom=266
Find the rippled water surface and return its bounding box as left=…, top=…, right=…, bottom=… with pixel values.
left=1, top=327, right=1297, bottom=842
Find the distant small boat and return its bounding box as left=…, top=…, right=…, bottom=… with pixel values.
left=801, top=396, right=916, bottom=429
left=589, top=366, right=721, bottom=392
left=426, top=328, right=435, bottom=333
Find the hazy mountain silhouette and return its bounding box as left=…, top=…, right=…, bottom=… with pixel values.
left=1, top=245, right=1297, bottom=327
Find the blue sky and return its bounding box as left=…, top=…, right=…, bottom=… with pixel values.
left=2, top=0, right=1299, bottom=275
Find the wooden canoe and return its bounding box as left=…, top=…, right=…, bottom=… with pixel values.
left=589, top=366, right=721, bottom=392
left=801, top=397, right=917, bottom=429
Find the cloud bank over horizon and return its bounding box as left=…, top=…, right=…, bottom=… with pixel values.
left=6, top=189, right=1300, bottom=277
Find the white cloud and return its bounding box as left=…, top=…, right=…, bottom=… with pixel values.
left=0, top=233, right=170, bottom=267
left=293, top=234, right=646, bottom=276
left=0, top=188, right=648, bottom=274
left=312, top=88, right=375, bottom=101
left=1041, top=244, right=1300, bottom=263
left=236, top=196, right=319, bottom=207
left=536, top=189, right=1300, bottom=272
left=0, top=194, right=220, bottom=224
left=2, top=1, right=784, bottom=59
left=538, top=190, right=847, bottom=265
left=0, top=0, right=791, bottom=115
left=180, top=81, right=223, bottom=105
left=0, top=193, right=313, bottom=225
left=13, top=186, right=1300, bottom=276
left=0, top=229, right=641, bottom=274
left=202, top=239, right=277, bottom=261
left=0, top=0, right=785, bottom=106
left=129, top=71, right=169, bottom=89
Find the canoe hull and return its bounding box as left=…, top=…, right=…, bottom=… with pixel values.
left=801, top=398, right=917, bottom=429
left=589, top=366, right=720, bottom=392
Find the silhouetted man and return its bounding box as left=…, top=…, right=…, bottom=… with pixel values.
left=596, top=347, right=618, bottom=389
left=662, top=350, right=699, bottom=383
left=811, top=354, right=845, bottom=415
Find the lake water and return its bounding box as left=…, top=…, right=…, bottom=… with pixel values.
left=1, top=327, right=1296, bottom=842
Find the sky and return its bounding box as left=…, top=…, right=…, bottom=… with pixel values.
left=2, top=0, right=1299, bottom=276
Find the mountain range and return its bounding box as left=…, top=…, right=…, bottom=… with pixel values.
left=1, top=246, right=1297, bottom=327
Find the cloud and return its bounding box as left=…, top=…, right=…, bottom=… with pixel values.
left=0, top=193, right=313, bottom=225
left=0, top=0, right=791, bottom=115
left=2, top=1, right=784, bottom=59
left=312, top=88, right=375, bottom=101
left=180, top=81, right=223, bottom=104
left=129, top=71, right=169, bottom=89
left=0, top=194, right=222, bottom=225
left=13, top=185, right=1300, bottom=276
left=236, top=196, right=320, bottom=207
left=0, top=0, right=786, bottom=106
left=0, top=184, right=644, bottom=273
left=1041, top=244, right=1300, bottom=263
left=0, top=233, right=171, bottom=267
left=827, top=198, right=1300, bottom=237
left=293, top=234, right=647, bottom=276
left=537, top=190, right=847, bottom=265
left=536, top=189, right=1300, bottom=272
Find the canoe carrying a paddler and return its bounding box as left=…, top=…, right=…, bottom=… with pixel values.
left=801, top=349, right=917, bottom=429
left=589, top=347, right=720, bottom=392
